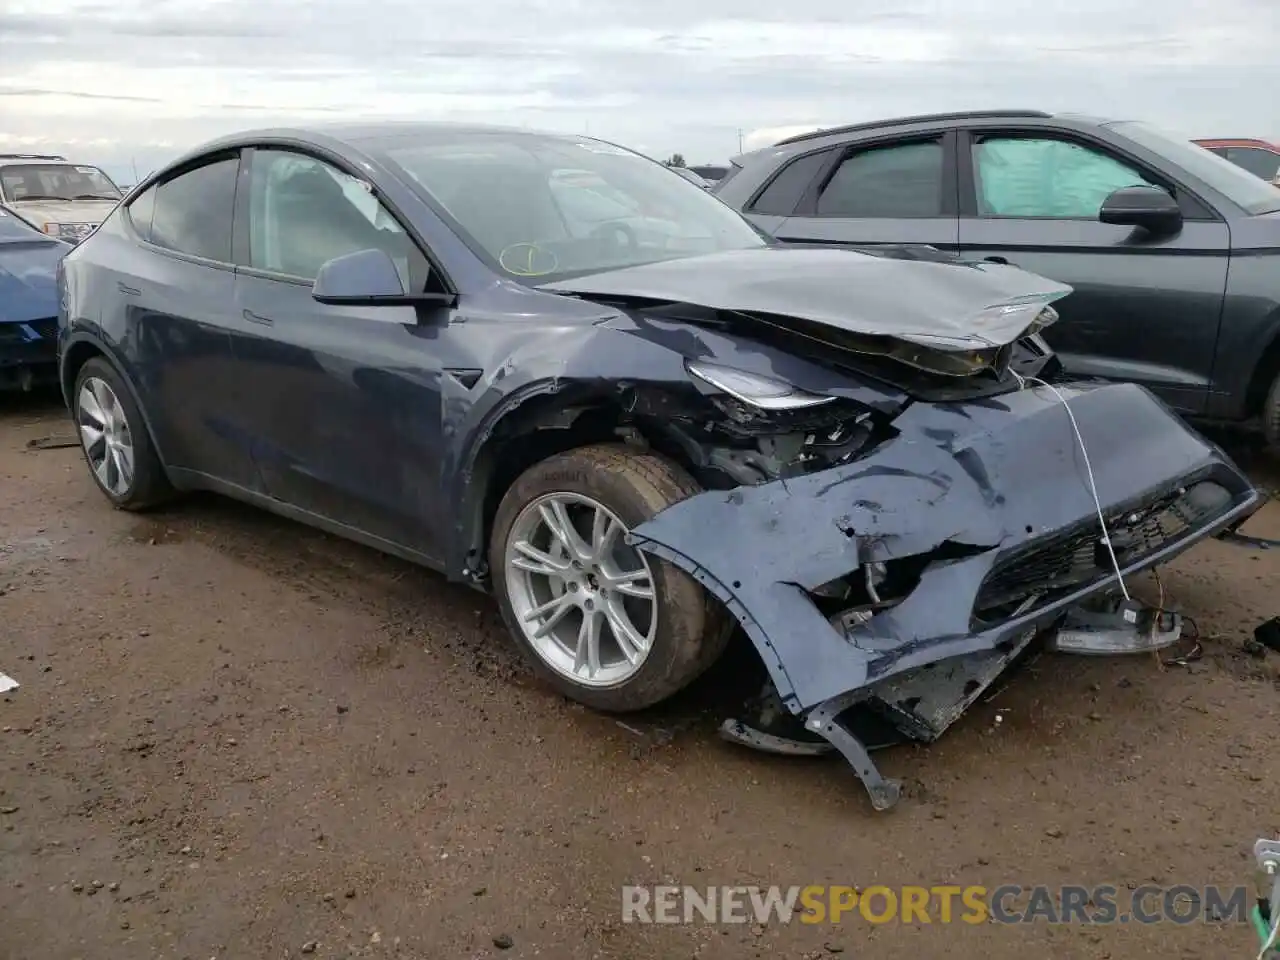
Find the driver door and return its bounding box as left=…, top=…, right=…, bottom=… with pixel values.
left=228, top=147, right=470, bottom=560
left=955, top=129, right=1230, bottom=414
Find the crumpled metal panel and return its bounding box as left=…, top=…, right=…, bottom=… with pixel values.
left=628, top=380, right=1260, bottom=713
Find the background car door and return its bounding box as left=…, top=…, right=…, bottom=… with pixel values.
left=107, top=153, right=262, bottom=490
left=758, top=132, right=961, bottom=250
left=229, top=147, right=472, bottom=561
left=955, top=129, right=1231, bottom=415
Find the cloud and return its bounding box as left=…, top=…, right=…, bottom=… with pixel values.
left=0, top=0, right=1276, bottom=180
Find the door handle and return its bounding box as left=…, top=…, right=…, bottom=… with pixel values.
left=117, top=281, right=141, bottom=296
left=242, top=309, right=274, bottom=326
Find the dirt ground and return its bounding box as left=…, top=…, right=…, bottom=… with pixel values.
left=2, top=392, right=1279, bottom=960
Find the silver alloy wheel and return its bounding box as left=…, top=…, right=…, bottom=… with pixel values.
left=77, top=376, right=135, bottom=497
left=504, top=492, right=658, bottom=687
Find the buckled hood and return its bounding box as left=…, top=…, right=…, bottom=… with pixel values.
left=543, top=244, right=1072, bottom=352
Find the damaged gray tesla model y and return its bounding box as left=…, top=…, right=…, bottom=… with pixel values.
left=58, top=124, right=1261, bottom=809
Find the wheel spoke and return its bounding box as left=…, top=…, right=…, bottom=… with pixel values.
left=115, top=443, right=135, bottom=488
left=511, top=540, right=571, bottom=579
left=602, top=567, right=653, bottom=599
left=604, top=595, right=648, bottom=662
left=90, top=379, right=114, bottom=428
left=574, top=609, right=603, bottom=677
left=524, top=593, right=575, bottom=639
left=590, top=508, right=617, bottom=560
left=539, top=499, right=590, bottom=560
left=78, top=384, right=106, bottom=427
left=78, top=423, right=104, bottom=455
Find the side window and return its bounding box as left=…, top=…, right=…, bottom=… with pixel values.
left=150, top=157, right=239, bottom=261
left=972, top=137, right=1154, bottom=219
left=1226, top=147, right=1280, bottom=180
left=815, top=141, right=944, bottom=218
left=246, top=149, right=422, bottom=287
left=750, top=149, right=832, bottom=215
left=125, top=185, right=156, bottom=241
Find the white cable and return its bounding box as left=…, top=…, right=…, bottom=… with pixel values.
left=1009, top=371, right=1132, bottom=603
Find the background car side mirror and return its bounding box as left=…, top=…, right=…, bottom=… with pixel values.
left=1099, top=185, right=1183, bottom=236
left=312, top=248, right=457, bottom=307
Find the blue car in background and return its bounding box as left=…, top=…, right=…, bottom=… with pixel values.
left=0, top=205, right=68, bottom=391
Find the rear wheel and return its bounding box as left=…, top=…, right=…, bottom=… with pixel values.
left=489, top=443, right=731, bottom=712
left=73, top=357, right=171, bottom=510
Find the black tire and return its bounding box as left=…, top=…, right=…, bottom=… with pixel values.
left=72, top=357, right=173, bottom=511
left=1264, top=373, right=1280, bottom=453
left=489, top=443, right=732, bottom=712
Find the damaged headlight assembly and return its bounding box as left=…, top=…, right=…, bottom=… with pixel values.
left=685, top=360, right=836, bottom=410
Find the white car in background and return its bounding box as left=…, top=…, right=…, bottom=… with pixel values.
left=0, top=154, right=124, bottom=244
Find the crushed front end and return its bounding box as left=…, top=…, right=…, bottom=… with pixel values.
left=627, top=378, right=1261, bottom=811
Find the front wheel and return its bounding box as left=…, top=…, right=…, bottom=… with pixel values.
left=489, top=444, right=731, bottom=712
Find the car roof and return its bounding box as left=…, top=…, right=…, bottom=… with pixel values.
left=0, top=154, right=69, bottom=163
left=180, top=121, right=596, bottom=156
left=149, top=121, right=635, bottom=186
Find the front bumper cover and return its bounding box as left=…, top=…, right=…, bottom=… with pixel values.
left=627, top=381, right=1260, bottom=808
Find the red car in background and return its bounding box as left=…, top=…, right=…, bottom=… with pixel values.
left=1194, top=138, right=1280, bottom=185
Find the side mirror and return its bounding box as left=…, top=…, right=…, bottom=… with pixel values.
left=312, top=248, right=456, bottom=307
left=1099, top=185, right=1183, bottom=236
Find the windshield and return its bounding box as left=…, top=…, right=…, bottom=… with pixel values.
left=383, top=131, right=766, bottom=282
left=1109, top=122, right=1280, bottom=215
left=0, top=163, right=122, bottom=203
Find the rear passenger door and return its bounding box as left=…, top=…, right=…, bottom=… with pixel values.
left=756, top=132, right=960, bottom=250
left=107, top=152, right=262, bottom=490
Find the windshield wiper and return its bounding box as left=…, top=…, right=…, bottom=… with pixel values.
left=8, top=194, right=61, bottom=201
left=72, top=194, right=119, bottom=201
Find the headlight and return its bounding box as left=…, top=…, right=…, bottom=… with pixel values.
left=42, top=222, right=94, bottom=243
left=685, top=360, right=835, bottom=411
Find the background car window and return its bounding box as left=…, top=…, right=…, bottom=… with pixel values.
left=750, top=149, right=832, bottom=216
left=973, top=137, right=1154, bottom=218
left=148, top=158, right=239, bottom=261
left=815, top=141, right=944, bottom=218
left=247, top=149, right=418, bottom=286
left=0, top=163, right=121, bottom=202
left=125, top=186, right=156, bottom=241
left=1225, top=147, right=1280, bottom=180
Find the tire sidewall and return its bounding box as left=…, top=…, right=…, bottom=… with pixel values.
left=489, top=447, right=713, bottom=712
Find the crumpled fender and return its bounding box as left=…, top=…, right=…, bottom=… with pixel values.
left=627, top=381, right=1259, bottom=713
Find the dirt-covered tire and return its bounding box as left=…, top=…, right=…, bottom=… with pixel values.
left=72, top=357, right=173, bottom=511
left=1263, top=373, right=1280, bottom=454
left=489, top=443, right=732, bottom=712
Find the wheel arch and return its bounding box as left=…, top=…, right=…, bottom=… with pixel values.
left=451, top=382, right=704, bottom=585
left=60, top=332, right=173, bottom=473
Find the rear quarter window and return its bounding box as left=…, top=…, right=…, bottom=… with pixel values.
left=749, top=149, right=832, bottom=215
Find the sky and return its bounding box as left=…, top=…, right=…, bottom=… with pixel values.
left=1, top=0, right=1277, bottom=184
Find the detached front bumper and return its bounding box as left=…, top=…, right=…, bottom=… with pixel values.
left=628, top=381, right=1259, bottom=808
left=0, top=318, right=58, bottom=391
